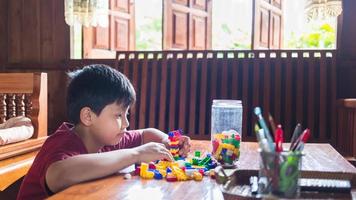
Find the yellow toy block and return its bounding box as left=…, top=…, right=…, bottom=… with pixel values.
left=214, top=144, right=223, bottom=158
left=213, top=133, right=226, bottom=140
left=170, top=149, right=179, bottom=154
left=140, top=163, right=149, bottom=177
left=191, top=165, right=205, bottom=169
left=142, top=171, right=154, bottom=179
left=171, top=166, right=188, bottom=181
left=193, top=171, right=203, bottom=181
left=158, top=169, right=167, bottom=178
left=169, top=141, right=179, bottom=146
left=221, top=143, right=236, bottom=151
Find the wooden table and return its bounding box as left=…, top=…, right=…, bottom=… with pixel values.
left=50, top=141, right=356, bottom=200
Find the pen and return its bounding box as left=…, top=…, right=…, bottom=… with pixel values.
left=292, top=129, right=311, bottom=151
left=268, top=113, right=277, bottom=134
left=290, top=123, right=302, bottom=150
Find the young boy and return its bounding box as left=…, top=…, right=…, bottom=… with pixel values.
left=17, top=64, right=191, bottom=199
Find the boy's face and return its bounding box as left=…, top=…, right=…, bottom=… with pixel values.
left=90, top=102, right=130, bottom=146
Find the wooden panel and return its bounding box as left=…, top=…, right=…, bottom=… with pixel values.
left=112, top=16, right=130, bottom=50
left=192, top=0, right=207, bottom=10
left=258, top=7, right=269, bottom=48
left=164, top=0, right=211, bottom=50
left=172, top=11, right=189, bottom=49
left=191, top=16, right=206, bottom=50
left=112, top=0, right=130, bottom=12
left=174, top=0, right=189, bottom=6
left=270, top=12, right=282, bottom=49
left=8, top=0, right=22, bottom=63
left=6, top=0, right=69, bottom=64
left=40, top=0, right=54, bottom=63
left=94, top=27, right=110, bottom=49
left=22, top=0, right=41, bottom=62
left=0, top=0, right=8, bottom=65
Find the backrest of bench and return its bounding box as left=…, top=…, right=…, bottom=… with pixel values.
left=0, top=73, right=47, bottom=138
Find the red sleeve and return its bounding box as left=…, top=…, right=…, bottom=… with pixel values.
left=40, top=139, right=87, bottom=195
left=101, top=130, right=142, bottom=152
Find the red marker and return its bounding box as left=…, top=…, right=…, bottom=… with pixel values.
left=275, top=125, right=284, bottom=152
left=292, top=129, right=311, bottom=151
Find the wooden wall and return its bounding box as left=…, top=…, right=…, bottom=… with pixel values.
left=0, top=0, right=70, bottom=65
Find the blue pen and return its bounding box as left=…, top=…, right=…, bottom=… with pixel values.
left=254, top=107, right=275, bottom=151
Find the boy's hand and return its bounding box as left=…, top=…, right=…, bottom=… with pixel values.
left=178, top=136, right=191, bottom=157
left=134, top=142, right=174, bottom=162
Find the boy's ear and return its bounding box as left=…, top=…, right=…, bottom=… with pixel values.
left=79, top=107, right=95, bottom=126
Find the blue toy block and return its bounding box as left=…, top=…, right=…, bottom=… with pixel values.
left=154, top=171, right=163, bottom=180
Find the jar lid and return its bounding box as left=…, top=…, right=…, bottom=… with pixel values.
left=212, top=99, right=242, bottom=107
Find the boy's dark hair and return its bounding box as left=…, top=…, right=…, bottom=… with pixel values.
left=66, top=64, right=136, bottom=124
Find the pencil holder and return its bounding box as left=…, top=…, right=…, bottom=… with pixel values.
left=258, top=150, right=302, bottom=198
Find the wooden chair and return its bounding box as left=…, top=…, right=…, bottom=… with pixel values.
left=336, top=99, right=356, bottom=167
left=0, top=73, right=47, bottom=191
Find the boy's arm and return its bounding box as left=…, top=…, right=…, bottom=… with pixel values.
left=140, top=128, right=170, bottom=147
left=46, top=143, right=173, bottom=193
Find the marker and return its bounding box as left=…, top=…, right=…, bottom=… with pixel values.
left=275, top=125, right=284, bottom=152
left=254, top=107, right=275, bottom=151
left=258, top=129, right=272, bottom=153
left=254, top=123, right=263, bottom=142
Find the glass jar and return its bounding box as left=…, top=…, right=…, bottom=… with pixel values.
left=211, top=100, right=243, bottom=166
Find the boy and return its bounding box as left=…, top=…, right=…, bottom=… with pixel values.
left=17, top=64, right=191, bottom=199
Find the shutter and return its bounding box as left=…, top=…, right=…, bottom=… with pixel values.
left=83, top=0, right=135, bottom=58
left=163, top=0, right=212, bottom=50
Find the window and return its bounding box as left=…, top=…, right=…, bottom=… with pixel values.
left=70, top=0, right=339, bottom=58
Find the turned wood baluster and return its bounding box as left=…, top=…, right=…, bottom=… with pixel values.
left=6, top=94, right=16, bottom=119
left=16, top=94, right=26, bottom=116
left=25, top=94, right=33, bottom=117
left=0, top=94, right=6, bottom=123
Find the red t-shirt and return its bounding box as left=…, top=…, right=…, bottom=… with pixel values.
left=17, top=122, right=142, bottom=200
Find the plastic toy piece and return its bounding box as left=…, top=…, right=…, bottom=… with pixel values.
left=140, top=163, right=154, bottom=179
left=166, top=173, right=178, bottom=182
left=193, top=171, right=203, bottom=181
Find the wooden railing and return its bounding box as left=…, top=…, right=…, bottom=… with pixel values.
left=116, top=50, right=337, bottom=142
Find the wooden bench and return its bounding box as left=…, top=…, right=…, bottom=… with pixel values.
left=0, top=73, right=47, bottom=191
